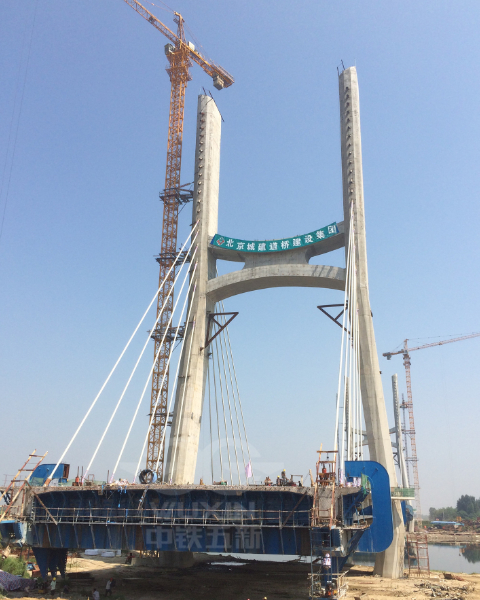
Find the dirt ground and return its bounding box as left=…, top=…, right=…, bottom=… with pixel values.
left=10, top=556, right=480, bottom=600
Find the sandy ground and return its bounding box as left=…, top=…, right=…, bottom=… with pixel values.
left=8, top=557, right=480, bottom=600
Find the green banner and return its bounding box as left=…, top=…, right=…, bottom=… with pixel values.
left=211, top=223, right=339, bottom=253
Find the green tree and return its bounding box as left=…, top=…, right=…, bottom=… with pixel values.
left=429, top=506, right=457, bottom=521
left=0, top=556, right=28, bottom=577
left=457, top=495, right=476, bottom=516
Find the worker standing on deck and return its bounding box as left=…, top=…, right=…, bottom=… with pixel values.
left=50, top=577, right=57, bottom=597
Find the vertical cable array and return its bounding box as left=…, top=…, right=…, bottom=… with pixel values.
left=203, top=302, right=253, bottom=485
left=334, top=201, right=365, bottom=478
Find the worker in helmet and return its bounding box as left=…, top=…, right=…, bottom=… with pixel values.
left=322, top=552, right=332, bottom=570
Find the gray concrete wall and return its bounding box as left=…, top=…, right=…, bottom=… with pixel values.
left=165, top=95, right=220, bottom=484
left=339, top=67, right=405, bottom=578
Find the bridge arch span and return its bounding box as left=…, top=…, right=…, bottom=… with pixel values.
left=206, top=264, right=346, bottom=303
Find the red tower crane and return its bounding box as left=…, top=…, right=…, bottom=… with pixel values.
left=384, top=331, right=480, bottom=522
left=122, top=0, right=234, bottom=479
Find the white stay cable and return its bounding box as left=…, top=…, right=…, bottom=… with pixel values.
left=111, top=252, right=198, bottom=482
left=154, top=281, right=198, bottom=474
left=211, top=344, right=224, bottom=481
left=216, top=326, right=242, bottom=484
left=218, top=297, right=254, bottom=482
left=338, top=220, right=354, bottom=470
left=169, top=314, right=198, bottom=479
left=351, top=261, right=357, bottom=460
left=46, top=224, right=199, bottom=486
left=84, top=239, right=198, bottom=480
left=133, top=263, right=198, bottom=482
left=333, top=208, right=353, bottom=457
left=213, top=334, right=233, bottom=485
left=348, top=246, right=355, bottom=461
left=348, top=216, right=357, bottom=461
left=352, top=227, right=364, bottom=459
left=218, top=320, right=247, bottom=479
left=207, top=366, right=214, bottom=483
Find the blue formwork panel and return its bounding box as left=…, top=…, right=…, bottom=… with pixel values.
left=32, top=547, right=68, bottom=579
left=30, top=486, right=314, bottom=555
left=31, top=523, right=308, bottom=555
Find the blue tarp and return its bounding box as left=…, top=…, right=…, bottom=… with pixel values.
left=0, top=570, right=34, bottom=592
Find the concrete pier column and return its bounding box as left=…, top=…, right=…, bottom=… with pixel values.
left=165, top=95, right=221, bottom=484
left=338, top=67, right=405, bottom=578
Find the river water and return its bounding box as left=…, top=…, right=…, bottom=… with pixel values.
left=221, top=544, right=480, bottom=574
left=354, top=544, right=480, bottom=574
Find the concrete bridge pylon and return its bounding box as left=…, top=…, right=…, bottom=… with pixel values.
left=339, top=66, right=405, bottom=578
left=165, top=71, right=405, bottom=577
left=164, top=95, right=220, bottom=484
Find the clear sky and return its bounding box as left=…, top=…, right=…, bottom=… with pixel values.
left=0, top=0, right=479, bottom=514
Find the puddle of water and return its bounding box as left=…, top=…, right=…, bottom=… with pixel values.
left=210, top=562, right=247, bottom=566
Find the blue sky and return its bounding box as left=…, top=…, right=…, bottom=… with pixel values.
left=0, top=0, right=479, bottom=513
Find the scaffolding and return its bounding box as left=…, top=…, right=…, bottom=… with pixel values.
left=406, top=532, right=430, bottom=578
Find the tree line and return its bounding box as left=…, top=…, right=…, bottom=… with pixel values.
left=429, top=495, right=480, bottom=521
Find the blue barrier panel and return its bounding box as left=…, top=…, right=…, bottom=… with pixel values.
left=345, top=461, right=393, bottom=553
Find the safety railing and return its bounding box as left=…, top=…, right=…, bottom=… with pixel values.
left=30, top=506, right=312, bottom=528
left=391, top=487, right=415, bottom=498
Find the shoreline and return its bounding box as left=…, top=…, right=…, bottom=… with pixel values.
left=427, top=532, right=480, bottom=545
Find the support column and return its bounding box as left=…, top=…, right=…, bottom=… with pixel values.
left=165, top=95, right=221, bottom=484
left=339, top=67, right=405, bottom=578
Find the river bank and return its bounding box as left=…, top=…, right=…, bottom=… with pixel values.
left=427, top=531, right=480, bottom=544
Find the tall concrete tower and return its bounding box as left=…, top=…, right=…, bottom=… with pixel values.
left=339, top=67, right=405, bottom=578
left=165, top=95, right=221, bottom=483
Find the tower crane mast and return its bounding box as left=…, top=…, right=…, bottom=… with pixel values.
left=122, top=0, right=234, bottom=479
left=384, top=331, right=480, bottom=523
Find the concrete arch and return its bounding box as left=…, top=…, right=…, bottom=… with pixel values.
left=206, top=264, right=346, bottom=303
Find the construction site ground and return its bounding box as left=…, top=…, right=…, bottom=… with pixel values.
left=6, top=556, right=480, bottom=600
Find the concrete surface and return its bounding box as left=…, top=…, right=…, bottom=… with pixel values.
left=206, top=263, right=346, bottom=303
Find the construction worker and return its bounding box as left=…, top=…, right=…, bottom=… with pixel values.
left=50, top=577, right=57, bottom=597
left=105, top=578, right=113, bottom=597
left=321, top=465, right=328, bottom=487
left=322, top=552, right=331, bottom=571
left=93, top=589, right=100, bottom=600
